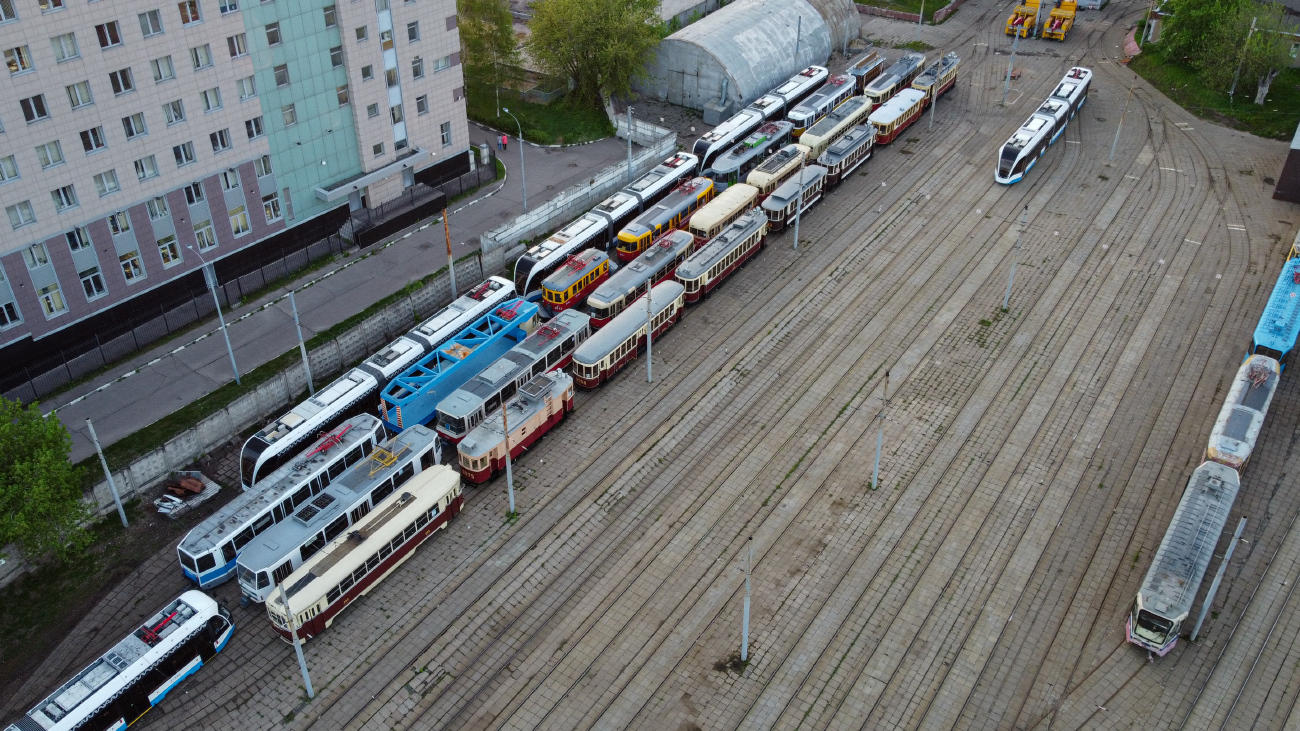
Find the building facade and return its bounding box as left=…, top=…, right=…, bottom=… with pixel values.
left=0, top=0, right=466, bottom=350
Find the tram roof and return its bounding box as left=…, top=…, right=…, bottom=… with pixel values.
left=620, top=178, right=713, bottom=239
left=183, top=416, right=380, bottom=555
left=677, top=210, right=768, bottom=279
left=865, top=52, right=926, bottom=94
left=690, top=184, right=759, bottom=232
left=913, top=51, right=960, bottom=88
left=790, top=75, right=852, bottom=115
left=753, top=144, right=808, bottom=176
left=542, top=249, right=607, bottom=291
left=1254, top=257, right=1300, bottom=355
left=412, top=276, right=512, bottom=341
left=804, top=96, right=870, bottom=140
left=1137, top=461, right=1240, bottom=621
left=763, top=165, right=828, bottom=209
left=573, top=281, right=685, bottom=363
left=458, top=373, right=572, bottom=459
left=1207, top=355, right=1279, bottom=465
left=624, top=153, right=698, bottom=198
left=712, top=122, right=794, bottom=175
left=590, top=231, right=695, bottom=307
left=868, top=88, right=926, bottom=125
left=819, top=125, right=874, bottom=166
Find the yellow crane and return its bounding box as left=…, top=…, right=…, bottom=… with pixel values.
left=1042, top=0, right=1077, bottom=40
left=1005, top=0, right=1041, bottom=37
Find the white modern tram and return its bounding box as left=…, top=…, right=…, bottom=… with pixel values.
left=788, top=75, right=855, bottom=136
left=692, top=108, right=765, bottom=174
left=995, top=66, right=1091, bottom=184
left=237, top=277, right=514, bottom=489
left=1206, top=355, right=1280, bottom=470
left=744, top=65, right=830, bottom=122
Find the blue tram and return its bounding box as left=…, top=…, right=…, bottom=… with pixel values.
left=1253, top=255, right=1300, bottom=365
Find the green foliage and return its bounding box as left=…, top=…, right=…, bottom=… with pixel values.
left=526, top=0, right=663, bottom=106
left=464, top=68, right=614, bottom=144
left=0, top=397, right=90, bottom=561
left=1159, top=0, right=1293, bottom=103
left=457, top=0, right=520, bottom=88
left=1130, top=52, right=1300, bottom=139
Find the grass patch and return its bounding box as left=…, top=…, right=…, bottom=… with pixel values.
left=1130, top=51, right=1300, bottom=141
left=857, top=0, right=950, bottom=22
left=465, top=70, right=613, bottom=146
left=893, top=40, right=935, bottom=52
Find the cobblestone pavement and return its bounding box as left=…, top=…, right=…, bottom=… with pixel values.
left=7, top=0, right=1300, bottom=728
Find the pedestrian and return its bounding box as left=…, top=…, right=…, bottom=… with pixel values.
left=496, top=135, right=502, bottom=151
left=501, top=133, right=508, bottom=151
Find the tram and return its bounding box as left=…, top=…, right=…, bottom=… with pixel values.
left=457, top=372, right=575, bottom=483
left=818, top=125, right=875, bottom=187
left=615, top=177, right=715, bottom=262
left=863, top=52, right=927, bottom=111
left=8, top=591, right=233, bottom=731
left=380, top=300, right=539, bottom=431
left=236, top=424, right=442, bottom=603
left=1127, top=461, right=1241, bottom=656
left=761, top=165, right=827, bottom=232
left=180, top=416, right=383, bottom=588
left=765, top=65, right=830, bottom=114
left=747, top=144, right=812, bottom=200
left=799, top=96, right=872, bottom=159
left=847, top=48, right=887, bottom=93
left=706, top=121, right=793, bottom=185
left=687, top=183, right=759, bottom=242
left=996, top=67, right=1091, bottom=184
left=676, top=209, right=768, bottom=303
left=434, top=309, right=590, bottom=443
left=692, top=108, right=765, bottom=174
left=912, top=52, right=961, bottom=107
left=571, top=281, right=686, bottom=388
left=868, top=88, right=926, bottom=144
left=1252, top=255, right=1300, bottom=364
left=237, top=277, right=513, bottom=489
left=540, top=249, right=611, bottom=313
left=267, top=466, right=462, bottom=642
left=587, top=231, right=694, bottom=328
left=788, top=75, right=855, bottom=136
left=1205, top=355, right=1280, bottom=470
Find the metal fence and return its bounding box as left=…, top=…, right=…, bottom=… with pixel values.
left=345, top=149, right=499, bottom=245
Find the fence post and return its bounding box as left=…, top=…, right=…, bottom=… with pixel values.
left=94, top=333, right=106, bottom=364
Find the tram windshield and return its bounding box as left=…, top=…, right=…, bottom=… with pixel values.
left=1133, top=609, right=1174, bottom=644
left=438, top=414, right=467, bottom=436
left=998, top=147, right=1019, bottom=178
left=241, top=438, right=269, bottom=487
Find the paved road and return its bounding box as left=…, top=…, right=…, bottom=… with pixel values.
left=47, top=132, right=633, bottom=464
left=7, top=0, right=1300, bottom=729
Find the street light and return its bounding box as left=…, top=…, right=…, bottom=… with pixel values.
left=501, top=107, right=528, bottom=213
left=188, top=245, right=240, bottom=385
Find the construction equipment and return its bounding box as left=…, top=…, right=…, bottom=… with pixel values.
left=1042, top=0, right=1077, bottom=40
left=1005, top=0, right=1041, bottom=37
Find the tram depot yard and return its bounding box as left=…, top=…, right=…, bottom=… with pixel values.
left=7, top=0, right=1300, bottom=728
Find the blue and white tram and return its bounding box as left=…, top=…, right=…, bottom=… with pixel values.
left=692, top=109, right=765, bottom=174
left=6, top=591, right=232, bottom=731
left=1253, top=256, right=1300, bottom=365
left=765, top=65, right=830, bottom=114
left=995, top=66, right=1091, bottom=184
left=237, top=277, right=514, bottom=488
left=180, top=415, right=383, bottom=587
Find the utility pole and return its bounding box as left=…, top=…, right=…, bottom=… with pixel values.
left=502, top=108, right=527, bottom=213
left=286, top=288, right=310, bottom=395
left=929, top=63, right=939, bottom=130
left=645, top=286, right=654, bottom=383
left=1031, top=0, right=1042, bottom=39
left=1001, top=27, right=1021, bottom=106
left=86, top=418, right=128, bottom=528
left=793, top=16, right=802, bottom=67
left=917, top=0, right=924, bottom=41
left=443, top=208, right=458, bottom=298
left=1003, top=206, right=1028, bottom=311
left=190, top=246, right=240, bottom=385
left=1228, top=16, right=1257, bottom=104
left=1109, top=75, right=1137, bottom=162
left=278, top=583, right=314, bottom=699
left=741, top=536, right=752, bottom=663
left=792, top=150, right=807, bottom=250
left=1191, top=517, right=1247, bottom=642
left=1138, top=0, right=1156, bottom=48
left=501, top=400, right=516, bottom=517
left=627, top=107, right=634, bottom=184
left=871, top=371, right=890, bottom=490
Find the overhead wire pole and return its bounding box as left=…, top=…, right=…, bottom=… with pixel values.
left=278, top=583, right=314, bottom=698
left=288, top=291, right=314, bottom=397
left=501, top=107, right=527, bottom=212
left=86, top=419, right=128, bottom=528
left=1228, top=16, right=1258, bottom=104
left=1003, top=205, right=1028, bottom=311
left=917, top=0, right=924, bottom=41
left=741, top=536, right=752, bottom=663
left=443, top=208, right=458, bottom=298
left=871, top=370, right=890, bottom=490
left=1191, top=517, right=1248, bottom=642
left=501, top=399, right=516, bottom=517
left=189, top=245, right=240, bottom=385
left=1108, top=74, right=1138, bottom=162
left=1001, top=24, right=1022, bottom=106
left=627, top=107, right=634, bottom=183
left=645, top=286, right=653, bottom=383
left=792, top=150, right=807, bottom=250
left=793, top=16, right=802, bottom=67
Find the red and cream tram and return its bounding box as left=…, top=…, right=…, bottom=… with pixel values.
left=571, top=281, right=686, bottom=388
left=787, top=75, right=855, bottom=137
left=746, top=144, right=812, bottom=202
left=760, top=165, right=827, bottom=232
left=868, top=88, right=926, bottom=144
left=675, top=209, right=768, bottom=303
left=912, top=51, right=961, bottom=107
left=614, top=177, right=715, bottom=262
left=540, top=249, right=611, bottom=313
left=818, top=124, right=874, bottom=187
left=587, top=230, right=694, bottom=328
left=863, top=52, right=926, bottom=111
left=456, top=372, right=575, bottom=483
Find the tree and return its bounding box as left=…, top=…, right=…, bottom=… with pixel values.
left=525, top=0, right=663, bottom=107
left=457, top=0, right=520, bottom=95
left=1162, top=0, right=1293, bottom=104
left=1159, top=0, right=1245, bottom=66
left=0, top=397, right=90, bottom=562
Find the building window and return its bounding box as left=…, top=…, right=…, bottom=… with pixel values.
left=395, top=137, right=408, bottom=151
left=376, top=0, right=388, bottom=10
left=80, top=267, right=106, bottom=299
left=434, top=55, right=451, bottom=72
left=194, top=219, right=216, bottom=249
left=406, top=21, right=419, bottom=41
left=20, top=94, right=49, bottom=122
left=6, top=201, right=35, bottom=229
left=109, top=68, right=135, bottom=95
left=367, top=103, right=379, bottom=118
left=325, top=46, right=342, bottom=68
left=152, top=55, right=176, bottom=82
left=146, top=195, right=168, bottom=219
left=265, top=22, right=281, bottom=46
left=52, top=33, right=79, bottom=62
left=51, top=184, right=78, bottom=212
left=93, top=169, right=120, bottom=196
left=385, top=68, right=397, bottom=87
left=173, top=141, right=196, bottom=166
left=273, top=64, right=290, bottom=87
left=107, top=210, right=130, bottom=234
left=373, top=142, right=384, bottom=157
left=139, top=9, right=163, bottom=37
left=253, top=154, right=272, bottom=177
left=337, top=84, right=350, bottom=106
left=262, top=191, right=281, bottom=221
left=210, top=128, right=232, bottom=152
left=281, top=103, right=296, bottom=126
left=96, top=21, right=123, bottom=49
left=38, top=0, right=63, bottom=11
left=390, top=104, right=403, bottom=124
left=237, top=75, right=257, bottom=99
left=35, top=140, right=63, bottom=168
left=227, top=33, right=247, bottom=57
left=412, top=56, right=423, bottom=78
left=190, top=44, right=213, bottom=70
left=22, top=242, right=49, bottom=268
left=0, top=0, right=16, bottom=22
left=229, top=205, right=249, bottom=235
left=220, top=169, right=239, bottom=189
left=66, top=226, right=91, bottom=251
left=355, top=25, right=367, bottom=41
left=201, top=87, right=222, bottom=111
left=245, top=116, right=264, bottom=139
left=158, top=234, right=181, bottom=265
left=361, top=64, right=373, bottom=80
left=80, top=127, right=108, bottom=153
left=119, top=250, right=143, bottom=281
left=38, top=283, right=66, bottom=315
left=0, top=301, right=20, bottom=328
left=183, top=181, right=204, bottom=203
left=416, top=95, right=428, bottom=115
left=134, top=155, right=159, bottom=180
left=66, top=81, right=94, bottom=109
left=0, top=154, right=18, bottom=182
left=379, top=29, right=393, bottom=49
left=322, top=5, right=336, bottom=27
left=441, top=121, right=452, bottom=146
left=163, top=99, right=185, bottom=125
left=178, top=0, right=202, bottom=25
left=122, top=112, right=147, bottom=139
left=219, top=0, right=238, bottom=13
left=5, top=45, right=33, bottom=74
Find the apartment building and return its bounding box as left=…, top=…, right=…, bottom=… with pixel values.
left=0, top=0, right=467, bottom=354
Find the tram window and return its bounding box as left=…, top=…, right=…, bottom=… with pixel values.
left=351, top=502, right=371, bottom=523
left=233, top=526, right=255, bottom=550
left=273, top=505, right=284, bottom=522
left=486, top=394, right=500, bottom=412
left=301, top=533, right=327, bottom=561
left=328, top=458, right=347, bottom=479
left=324, top=515, right=349, bottom=542
left=327, top=586, right=342, bottom=603
left=393, top=462, right=415, bottom=489
left=292, top=485, right=312, bottom=508
left=273, top=560, right=293, bottom=585
left=221, top=542, right=237, bottom=563
left=362, top=440, right=374, bottom=457
left=371, top=477, right=395, bottom=504
left=257, top=571, right=270, bottom=589
left=251, top=512, right=274, bottom=535
left=179, top=551, right=198, bottom=571
left=196, top=553, right=217, bottom=572
left=502, top=383, right=517, bottom=401
left=255, top=460, right=277, bottom=485
left=532, top=361, right=546, bottom=377
left=319, top=470, right=332, bottom=490
left=282, top=498, right=294, bottom=516
left=563, top=336, right=576, bottom=353
left=421, top=448, right=436, bottom=471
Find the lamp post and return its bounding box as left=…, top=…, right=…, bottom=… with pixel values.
left=792, top=150, right=807, bottom=250
left=501, top=107, right=527, bottom=213
left=188, top=245, right=240, bottom=385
